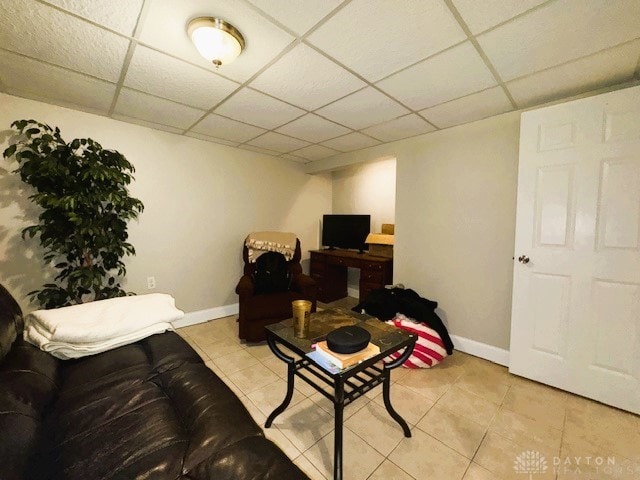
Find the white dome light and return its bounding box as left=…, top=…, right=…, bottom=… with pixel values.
left=187, top=17, right=245, bottom=68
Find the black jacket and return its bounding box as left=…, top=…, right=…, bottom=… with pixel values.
left=353, top=287, right=454, bottom=354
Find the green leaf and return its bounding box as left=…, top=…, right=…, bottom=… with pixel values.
left=3, top=144, right=17, bottom=158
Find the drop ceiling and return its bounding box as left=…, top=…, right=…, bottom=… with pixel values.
left=1, top=0, right=639, bottom=164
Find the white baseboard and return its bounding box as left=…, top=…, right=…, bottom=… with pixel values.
left=172, top=305, right=510, bottom=367
left=172, top=303, right=239, bottom=328
left=450, top=334, right=510, bottom=367
left=347, top=287, right=359, bottom=298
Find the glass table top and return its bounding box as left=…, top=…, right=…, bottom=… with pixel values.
left=265, top=307, right=414, bottom=357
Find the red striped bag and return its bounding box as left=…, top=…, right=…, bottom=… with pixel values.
left=385, top=313, right=447, bottom=368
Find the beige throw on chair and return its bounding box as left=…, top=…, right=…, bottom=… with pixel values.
left=246, top=231, right=297, bottom=263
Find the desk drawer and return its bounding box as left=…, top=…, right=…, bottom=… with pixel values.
left=364, top=262, right=385, bottom=271
left=327, top=256, right=349, bottom=267
left=361, top=270, right=383, bottom=283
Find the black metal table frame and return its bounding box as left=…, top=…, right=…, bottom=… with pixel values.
left=264, top=331, right=417, bottom=480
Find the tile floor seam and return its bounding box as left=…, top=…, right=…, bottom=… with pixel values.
left=409, top=398, right=437, bottom=430
left=402, top=425, right=468, bottom=461
left=471, top=429, right=490, bottom=464
left=371, top=458, right=418, bottom=480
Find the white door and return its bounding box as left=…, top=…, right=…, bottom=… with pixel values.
left=510, top=85, right=640, bottom=414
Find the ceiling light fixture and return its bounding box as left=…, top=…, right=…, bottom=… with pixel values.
left=187, top=17, right=245, bottom=68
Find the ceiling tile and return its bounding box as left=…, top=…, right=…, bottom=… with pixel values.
left=238, top=145, right=281, bottom=156
left=507, top=40, right=640, bottom=108
left=184, top=131, right=239, bottom=147
left=0, top=50, right=115, bottom=115
left=291, top=144, right=339, bottom=161
left=124, top=46, right=239, bottom=110
left=316, top=87, right=410, bottom=130
left=307, top=0, right=465, bottom=82
left=111, top=114, right=184, bottom=134
left=276, top=114, right=351, bottom=143
left=250, top=43, right=366, bottom=110
left=321, top=133, right=381, bottom=152
left=114, top=88, right=205, bottom=130
left=190, top=113, right=266, bottom=143
left=246, top=0, right=343, bottom=36
left=361, top=114, right=436, bottom=142
left=214, top=88, right=304, bottom=129
left=247, top=132, right=310, bottom=153
left=477, top=0, right=640, bottom=82
left=42, top=0, right=144, bottom=35
left=376, top=42, right=497, bottom=110
left=420, top=86, right=513, bottom=128
left=0, top=0, right=129, bottom=82
left=138, top=0, right=293, bottom=83
left=281, top=153, right=307, bottom=163
left=452, top=0, right=546, bottom=34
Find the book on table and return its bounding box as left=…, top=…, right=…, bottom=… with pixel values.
left=313, top=341, right=381, bottom=369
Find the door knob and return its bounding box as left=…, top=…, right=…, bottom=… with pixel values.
left=518, top=255, right=530, bottom=264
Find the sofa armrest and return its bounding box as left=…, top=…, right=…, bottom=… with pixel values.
left=235, top=275, right=255, bottom=297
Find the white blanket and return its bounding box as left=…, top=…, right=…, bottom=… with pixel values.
left=23, top=293, right=184, bottom=359
left=24, top=293, right=183, bottom=343
left=25, top=322, right=173, bottom=360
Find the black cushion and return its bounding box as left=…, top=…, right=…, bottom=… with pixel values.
left=253, top=251, right=292, bottom=294
left=327, top=325, right=371, bottom=354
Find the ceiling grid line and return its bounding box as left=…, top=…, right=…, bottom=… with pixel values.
left=292, top=0, right=557, bottom=92
left=239, top=0, right=353, bottom=39
left=179, top=39, right=302, bottom=136
left=300, top=40, right=440, bottom=131
left=107, top=0, right=151, bottom=116
left=34, top=0, right=135, bottom=39
left=0, top=47, right=115, bottom=86
left=367, top=39, right=467, bottom=86
left=470, top=0, right=558, bottom=38
left=505, top=36, right=640, bottom=85
left=633, top=52, right=640, bottom=79
left=443, top=0, right=518, bottom=110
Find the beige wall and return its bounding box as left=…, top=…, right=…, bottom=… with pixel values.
left=0, top=93, right=332, bottom=314
left=307, top=112, right=521, bottom=350
left=331, top=157, right=396, bottom=291
left=331, top=157, right=396, bottom=232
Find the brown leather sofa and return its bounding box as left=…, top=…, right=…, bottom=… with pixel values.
left=236, top=239, right=317, bottom=342
left=0, top=285, right=309, bottom=480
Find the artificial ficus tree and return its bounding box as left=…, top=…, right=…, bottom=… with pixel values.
left=3, top=119, right=144, bottom=308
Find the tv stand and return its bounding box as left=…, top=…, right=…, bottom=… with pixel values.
left=309, top=249, right=393, bottom=303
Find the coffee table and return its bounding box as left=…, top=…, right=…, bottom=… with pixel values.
left=264, top=308, right=417, bottom=480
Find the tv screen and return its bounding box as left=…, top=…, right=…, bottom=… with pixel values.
left=322, top=214, right=371, bottom=251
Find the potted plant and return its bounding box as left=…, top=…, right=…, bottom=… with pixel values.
left=3, top=119, right=144, bottom=308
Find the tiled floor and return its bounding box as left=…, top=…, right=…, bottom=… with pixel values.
left=177, top=300, right=640, bottom=480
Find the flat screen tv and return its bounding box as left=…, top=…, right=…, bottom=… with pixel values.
left=322, top=214, right=371, bottom=252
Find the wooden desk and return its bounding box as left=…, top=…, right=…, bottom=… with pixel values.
left=309, top=249, right=393, bottom=303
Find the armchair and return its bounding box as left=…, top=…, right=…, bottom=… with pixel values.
left=236, top=238, right=316, bottom=342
